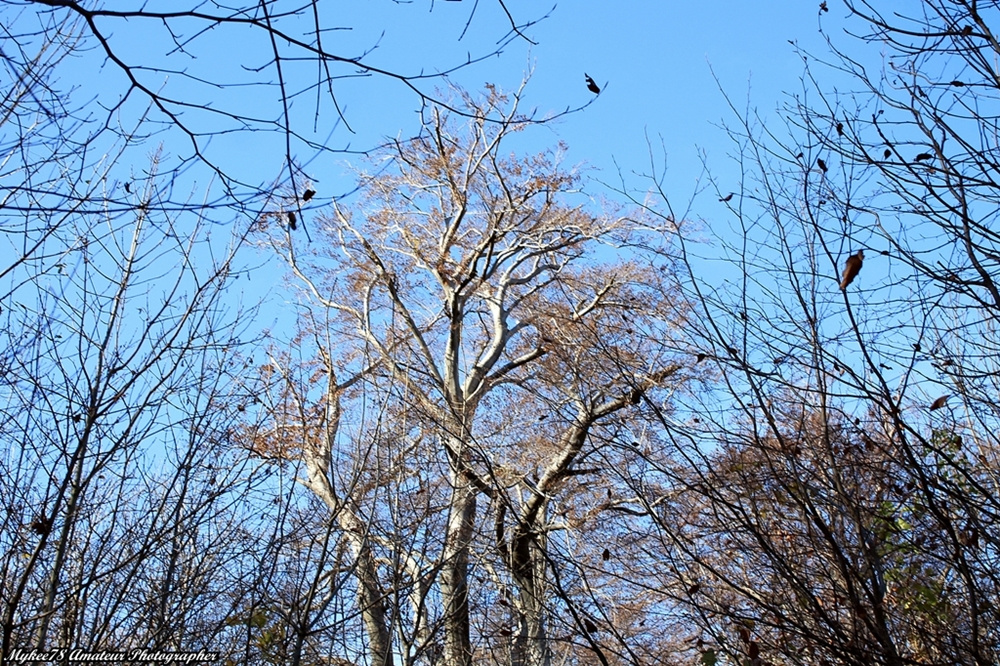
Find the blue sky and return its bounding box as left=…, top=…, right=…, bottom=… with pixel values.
left=43, top=0, right=855, bottom=208
left=349, top=0, right=849, bottom=207
left=304, top=0, right=852, bottom=201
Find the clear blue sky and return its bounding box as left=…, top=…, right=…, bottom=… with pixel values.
left=338, top=0, right=851, bottom=205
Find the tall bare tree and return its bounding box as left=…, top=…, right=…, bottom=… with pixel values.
left=245, top=85, right=692, bottom=666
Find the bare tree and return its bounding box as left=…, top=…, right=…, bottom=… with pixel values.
left=245, top=85, right=692, bottom=666
left=0, top=148, right=292, bottom=661
left=610, top=1, right=1000, bottom=663
left=0, top=33, right=291, bottom=658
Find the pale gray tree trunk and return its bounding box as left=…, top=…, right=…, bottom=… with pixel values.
left=439, top=434, right=478, bottom=666
left=300, top=366, right=395, bottom=666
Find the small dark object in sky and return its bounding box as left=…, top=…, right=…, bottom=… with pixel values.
left=602, top=548, right=610, bottom=561
left=915, top=152, right=933, bottom=161
left=962, top=25, right=973, bottom=36
left=817, top=158, right=828, bottom=173
left=929, top=395, right=949, bottom=411
left=585, top=73, right=600, bottom=94
left=124, top=182, right=131, bottom=193
left=796, top=152, right=804, bottom=159
left=883, top=148, right=892, bottom=159
left=696, top=352, right=707, bottom=363
left=840, top=250, right=864, bottom=290
left=688, top=583, right=701, bottom=595
left=719, top=193, right=734, bottom=202
left=836, top=122, right=844, bottom=135
left=913, top=342, right=921, bottom=352
left=951, top=80, right=965, bottom=87
left=583, top=618, right=598, bottom=634
left=302, top=188, right=316, bottom=201
left=288, top=211, right=297, bottom=230
left=820, top=1, right=828, bottom=11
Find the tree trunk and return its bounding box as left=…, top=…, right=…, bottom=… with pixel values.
left=440, top=473, right=477, bottom=666
left=510, top=510, right=550, bottom=666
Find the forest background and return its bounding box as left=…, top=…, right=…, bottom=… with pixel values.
left=2, top=1, right=999, bottom=665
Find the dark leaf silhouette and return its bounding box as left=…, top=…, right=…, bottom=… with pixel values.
left=29, top=517, right=52, bottom=536
left=817, top=158, right=828, bottom=172
left=840, top=250, right=864, bottom=290
left=585, top=73, right=601, bottom=94
left=915, top=152, right=933, bottom=161
left=929, top=395, right=949, bottom=411
left=302, top=188, right=316, bottom=201
left=719, top=193, right=734, bottom=202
